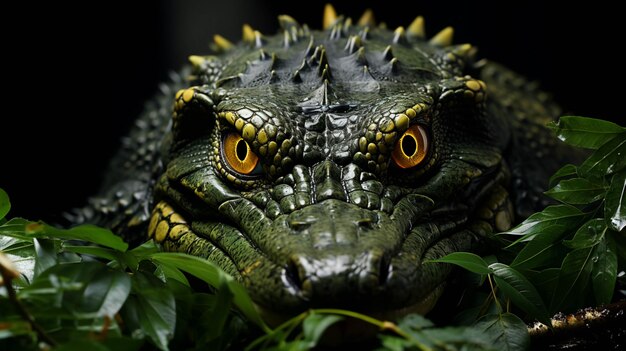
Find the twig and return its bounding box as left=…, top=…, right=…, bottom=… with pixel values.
left=0, top=253, right=58, bottom=347
left=486, top=274, right=502, bottom=313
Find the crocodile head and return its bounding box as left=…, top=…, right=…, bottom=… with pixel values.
left=149, top=11, right=514, bottom=321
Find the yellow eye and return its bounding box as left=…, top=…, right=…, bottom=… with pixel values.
left=391, top=125, right=429, bottom=169
left=222, top=133, right=260, bottom=175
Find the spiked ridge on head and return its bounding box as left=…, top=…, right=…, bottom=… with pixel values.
left=323, top=4, right=338, bottom=30
left=213, top=34, right=233, bottom=51
left=407, top=16, right=425, bottom=38
left=197, top=6, right=477, bottom=95
left=392, top=26, right=407, bottom=45
left=242, top=24, right=255, bottom=44
left=278, top=14, right=299, bottom=30
left=345, top=35, right=362, bottom=54
left=357, top=9, right=375, bottom=27
left=429, top=27, right=454, bottom=47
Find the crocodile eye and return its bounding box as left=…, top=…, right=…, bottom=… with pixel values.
left=222, top=133, right=261, bottom=175
left=391, top=125, right=429, bottom=169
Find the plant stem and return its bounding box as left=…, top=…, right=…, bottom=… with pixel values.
left=244, top=311, right=309, bottom=351
left=487, top=274, right=503, bottom=313
left=0, top=266, right=58, bottom=346
left=312, top=309, right=413, bottom=340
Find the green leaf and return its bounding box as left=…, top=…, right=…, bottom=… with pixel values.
left=418, top=326, right=498, bottom=350
left=592, top=235, right=617, bottom=305
left=62, top=245, right=124, bottom=264
left=155, top=264, right=189, bottom=287
left=453, top=291, right=500, bottom=326
left=528, top=268, right=560, bottom=303
left=128, top=241, right=160, bottom=260
left=548, top=116, right=625, bottom=149
left=123, top=241, right=160, bottom=272
left=549, top=164, right=578, bottom=187
left=0, top=320, right=32, bottom=340
left=0, top=218, right=31, bottom=241
left=563, top=219, right=607, bottom=250
left=55, top=340, right=111, bottom=351
left=33, top=238, right=57, bottom=276
left=426, top=252, right=492, bottom=274
left=25, top=223, right=128, bottom=252
left=79, top=268, right=131, bottom=319
left=489, top=263, right=551, bottom=326
left=267, top=340, right=310, bottom=351
left=101, top=337, right=144, bottom=351
left=578, top=132, right=626, bottom=177
left=1, top=236, right=36, bottom=283
left=511, top=230, right=567, bottom=270
left=474, top=313, right=529, bottom=351
left=302, top=314, right=343, bottom=347
left=0, top=235, right=25, bottom=251
left=150, top=253, right=268, bottom=332
left=0, top=188, right=10, bottom=220
left=203, top=281, right=234, bottom=341
left=398, top=313, right=435, bottom=330
left=23, top=261, right=131, bottom=319
left=378, top=335, right=407, bottom=351
left=545, top=178, right=606, bottom=204
left=55, top=340, right=110, bottom=351
left=605, top=171, right=626, bottom=232
left=501, top=205, right=586, bottom=244
left=121, top=271, right=176, bottom=351
left=388, top=314, right=437, bottom=350
left=551, top=247, right=595, bottom=312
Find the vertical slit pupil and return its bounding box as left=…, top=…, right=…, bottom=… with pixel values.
left=236, top=139, right=248, bottom=161
left=402, top=135, right=417, bottom=157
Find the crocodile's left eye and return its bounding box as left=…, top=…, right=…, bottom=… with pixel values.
left=391, top=125, right=429, bottom=169
left=222, top=133, right=262, bottom=176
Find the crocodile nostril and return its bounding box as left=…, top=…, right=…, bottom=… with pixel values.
left=378, top=257, right=390, bottom=285
left=286, top=255, right=316, bottom=299
left=289, top=220, right=313, bottom=231
left=286, top=257, right=304, bottom=291
left=357, top=212, right=379, bottom=230
left=285, top=251, right=390, bottom=303
left=357, top=218, right=375, bottom=229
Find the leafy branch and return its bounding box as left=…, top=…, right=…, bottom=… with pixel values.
left=428, top=116, right=625, bottom=339
left=0, top=188, right=498, bottom=351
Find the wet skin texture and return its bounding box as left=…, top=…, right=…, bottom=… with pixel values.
left=72, top=11, right=574, bottom=319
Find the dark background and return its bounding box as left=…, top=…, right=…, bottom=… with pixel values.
left=2, top=0, right=623, bottom=219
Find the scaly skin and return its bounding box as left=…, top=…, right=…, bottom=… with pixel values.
left=72, top=9, right=574, bottom=321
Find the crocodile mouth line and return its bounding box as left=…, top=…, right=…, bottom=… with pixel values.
left=147, top=194, right=467, bottom=314
left=146, top=198, right=265, bottom=281
left=256, top=282, right=447, bottom=327
left=146, top=160, right=505, bottom=317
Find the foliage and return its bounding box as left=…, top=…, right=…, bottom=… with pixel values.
left=1, top=116, right=624, bottom=351
left=429, top=116, right=625, bottom=335
left=0, top=192, right=496, bottom=351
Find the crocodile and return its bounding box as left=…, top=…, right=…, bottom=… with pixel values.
left=72, top=5, right=574, bottom=321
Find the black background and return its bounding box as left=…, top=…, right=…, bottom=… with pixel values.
left=1, top=0, right=624, bottom=219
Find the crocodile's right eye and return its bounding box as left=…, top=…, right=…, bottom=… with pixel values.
left=222, top=133, right=262, bottom=176
left=391, top=125, right=429, bottom=169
